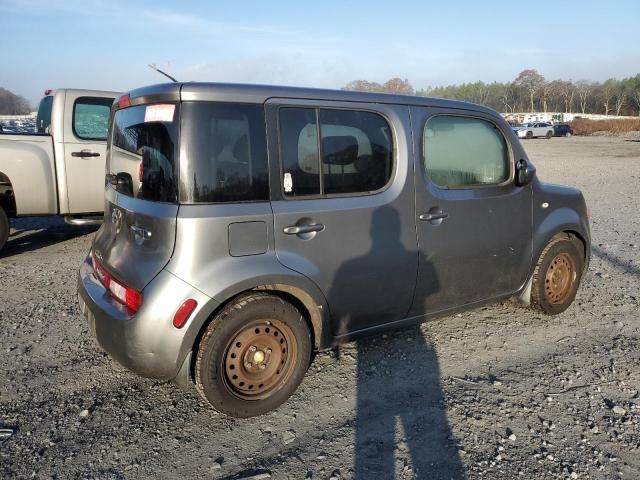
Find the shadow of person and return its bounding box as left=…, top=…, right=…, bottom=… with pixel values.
left=328, top=206, right=465, bottom=479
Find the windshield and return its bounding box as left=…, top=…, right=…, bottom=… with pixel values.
left=36, top=96, right=53, bottom=134
left=108, top=103, right=179, bottom=203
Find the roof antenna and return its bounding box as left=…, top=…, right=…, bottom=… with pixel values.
left=148, top=63, right=178, bottom=83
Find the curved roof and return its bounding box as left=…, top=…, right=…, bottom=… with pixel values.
left=128, top=82, right=498, bottom=116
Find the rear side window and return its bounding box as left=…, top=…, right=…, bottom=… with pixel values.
left=179, top=102, right=269, bottom=203
left=36, top=96, right=53, bottom=134
left=110, top=104, right=179, bottom=203
left=73, top=97, right=114, bottom=140
left=278, top=107, right=393, bottom=197
left=423, top=116, right=509, bottom=188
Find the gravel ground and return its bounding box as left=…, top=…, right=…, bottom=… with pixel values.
left=1, top=136, right=639, bottom=479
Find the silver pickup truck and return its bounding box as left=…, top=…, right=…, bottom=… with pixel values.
left=0, top=88, right=119, bottom=252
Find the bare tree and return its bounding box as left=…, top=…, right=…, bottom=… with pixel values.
left=575, top=81, right=592, bottom=114
left=559, top=80, right=575, bottom=113
left=597, top=80, right=617, bottom=115
left=499, top=83, right=515, bottom=113
left=614, top=83, right=627, bottom=116
left=633, top=89, right=640, bottom=116
left=381, top=78, right=415, bottom=95
left=513, top=69, right=545, bottom=112
left=343, top=80, right=383, bottom=92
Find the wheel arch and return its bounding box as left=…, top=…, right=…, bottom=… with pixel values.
left=178, top=278, right=331, bottom=387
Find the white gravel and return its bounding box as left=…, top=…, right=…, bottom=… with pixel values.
left=1, top=136, right=639, bottom=479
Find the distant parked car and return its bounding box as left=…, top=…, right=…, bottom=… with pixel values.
left=553, top=124, right=573, bottom=137
left=513, top=122, right=554, bottom=139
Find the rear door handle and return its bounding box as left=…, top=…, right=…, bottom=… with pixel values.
left=72, top=149, right=100, bottom=158
left=419, top=212, right=449, bottom=221
left=283, top=224, right=325, bottom=235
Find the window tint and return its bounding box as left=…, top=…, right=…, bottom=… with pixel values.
left=73, top=97, right=114, bottom=140
left=279, top=108, right=320, bottom=196
left=36, top=96, right=53, bottom=134
left=180, top=102, right=269, bottom=203
left=319, top=109, right=392, bottom=195
left=110, top=104, right=178, bottom=203
left=278, top=107, right=393, bottom=197
left=423, top=116, right=509, bottom=188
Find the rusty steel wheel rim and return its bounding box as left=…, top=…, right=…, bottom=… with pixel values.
left=222, top=319, right=297, bottom=400
left=545, top=253, right=576, bottom=304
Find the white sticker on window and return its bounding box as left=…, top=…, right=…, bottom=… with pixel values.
left=144, top=104, right=175, bottom=123
left=283, top=172, right=293, bottom=193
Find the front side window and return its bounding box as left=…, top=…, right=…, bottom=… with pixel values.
left=279, top=107, right=393, bottom=197
left=423, top=116, right=509, bottom=188
left=110, top=103, right=179, bottom=202
left=73, top=97, right=114, bottom=140
left=179, top=102, right=269, bottom=203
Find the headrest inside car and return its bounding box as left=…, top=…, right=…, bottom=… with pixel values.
left=322, top=135, right=358, bottom=165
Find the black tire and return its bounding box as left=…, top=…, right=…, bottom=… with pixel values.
left=0, top=206, right=9, bottom=254
left=195, top=292, right=312, bottom=418
left=546, top=130, right=553, bottom=139
left=531, top=233, right=584, bottom=315
left=526, top=131, right=533, bottom=139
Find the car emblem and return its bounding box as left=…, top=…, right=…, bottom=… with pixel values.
left=111, top=207, right=123, bottom=234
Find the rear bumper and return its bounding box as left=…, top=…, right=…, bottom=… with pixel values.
left=77, top=253, right=216, bottom=381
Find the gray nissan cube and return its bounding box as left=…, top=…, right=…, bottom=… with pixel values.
left=77, top=82, right=590, bottom=417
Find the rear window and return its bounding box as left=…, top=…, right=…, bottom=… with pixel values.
left=179, top=102, right=269, bottom=203
left=109, top=104, right=179, bottom=203
left=36, top=96, right=53, bottom=134
left=73, top=97, right=114, bottom=140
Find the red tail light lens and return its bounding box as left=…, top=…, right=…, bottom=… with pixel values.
left=91, top=252, right=142, bottom=312
left=173, top=299, right=197, bottom=329
left=115, top=94, right=131, bottom=109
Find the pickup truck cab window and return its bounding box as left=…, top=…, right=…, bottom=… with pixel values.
left=423, top=115, right=509, bottom=188
left=73, top=97, right=113, bottom=141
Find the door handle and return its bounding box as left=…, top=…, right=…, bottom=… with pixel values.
left=283, top=224, right=325, bottom=235
left=72, top=149, right=100, bottom=158
left=419, top=212, right=449, bottom=222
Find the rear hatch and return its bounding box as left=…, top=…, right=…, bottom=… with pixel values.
left=92, top=90, right=180, bottom=293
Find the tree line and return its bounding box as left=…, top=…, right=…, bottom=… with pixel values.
left=343, top=70, right=640, bottom=116
left=0, top=88, right=32, bottom=115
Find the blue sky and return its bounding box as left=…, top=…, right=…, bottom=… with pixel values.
left=1, top=0, right=639, bottom=104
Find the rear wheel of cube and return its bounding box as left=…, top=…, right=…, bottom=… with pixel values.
left=195, top=293, right=312, bottom=418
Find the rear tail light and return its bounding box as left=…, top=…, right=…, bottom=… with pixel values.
left=91, top=252, right=143, bottom=312
left=115, top=93, right=131, bottom=109
left=586, top=207, right=591, bottom=223
left=173, top=299, right=197, bottom=329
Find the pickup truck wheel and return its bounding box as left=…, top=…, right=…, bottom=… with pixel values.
left=531, top=234, right=584, bottom=315
left=0, top=206, right=9, bottom=253
left=526, top=131, right=533, bottom=139
left=195, top=292, right=312, bottom=418
left=546, top=131, right=553, bottom=139
left=565, top=132, right=572, bottom=138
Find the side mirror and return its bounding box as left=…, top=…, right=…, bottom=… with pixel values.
left=516, top=158, right=536, bottom=186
